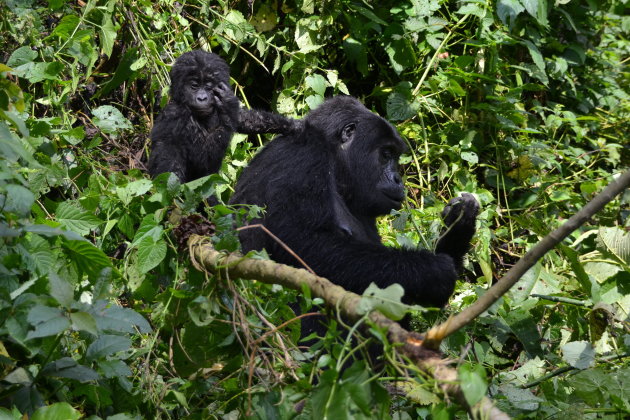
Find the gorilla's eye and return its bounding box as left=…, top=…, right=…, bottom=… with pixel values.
left=380, top=147, right=395, bottom=160
left=190, top=81, right=199, bottom=89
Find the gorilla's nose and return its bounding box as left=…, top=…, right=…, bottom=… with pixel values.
left=393, top=172, right=402, bottom=185
left=196, top=92, right=208, bottom=103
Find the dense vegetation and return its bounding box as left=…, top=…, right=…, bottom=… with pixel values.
left=0, top=0, right=628, bottom=418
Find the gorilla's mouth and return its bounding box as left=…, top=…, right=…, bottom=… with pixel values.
left=383, top=191, right=405, bottom=205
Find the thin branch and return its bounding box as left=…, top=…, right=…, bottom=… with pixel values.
left=429, top=169, right=630, bottom=341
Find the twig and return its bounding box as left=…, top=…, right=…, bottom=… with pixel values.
left=429, top=169, right=630, bottom=340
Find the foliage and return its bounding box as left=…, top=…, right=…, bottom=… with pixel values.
left=0, top=0, right=628, bottom=418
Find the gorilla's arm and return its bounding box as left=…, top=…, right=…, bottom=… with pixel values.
left=307, top=235, right=457, bottom=307
left=147, top=138, right=187, bottom=181
left=237, top=108, right=302, bottom=135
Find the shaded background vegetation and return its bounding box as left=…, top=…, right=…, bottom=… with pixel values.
left=0, top=0, right=628, bottom=418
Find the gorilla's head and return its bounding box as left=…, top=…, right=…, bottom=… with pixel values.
left=168, top=50, right=232, bottom=116
left=306, top=96, right=407, bottom=217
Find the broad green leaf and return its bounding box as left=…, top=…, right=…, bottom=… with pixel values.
left=497, top=0, right=524, bottom=26
left=63, top=239, right=111, bottom=277
left=522, top=40, right=546, bottom=75
left=99, top=359, right=132, bottom=378
left=99, top=15, right=118, bottom=58
left=70, top=311, right=98, bottom=336
left=386, top=92, right=418, bottom=121
left=26, top=305, right=70, bottom=339
left=458, top=363, right=488, bottom=406
left=3, top=184, right=34, bottom=217
left=358, top=283, right=423, bottom=320
left=115, top=178, right=153, bottom=205
left=521, top=0, right=538, bottom=18
left=497, top=384, right=542, bottom=411
left=584, top=262, right=621, bottom=284
left=7, top=46, right=37, bottom=67
left=49, top=271, right=73, bottom=307
left=86, top=335, right=132, bottom=361
left=456, top=3, right=486, bottom=17
left=41, top=357, right=100, bottom=382
left=136, top=234, right=166, bottom=273
left=90, top=301, right=151, bottom=333
left=92, top=105, right=132, bottom=134
left=24, top=234, right=55, bottom=275
left=31, top=403, right=80, bottom=420
left=597, top=227, right=630, bottom=265
left=508, top=262, right=541, bottom=303
left=50, top=15, right=80, bottom=40
left=561, top=341, right=595, bottom=369
left=305, top=94, right=324, bottom=111
left=56, top=201, right=101, bottom=235
left=305, top=74, right=327, bottom=97
left=0, top=406, right=22, bottom=420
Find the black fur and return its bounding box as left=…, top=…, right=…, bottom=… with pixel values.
left=148, top=50, right=300, bottom=182
left=230, top=96, right=479, bottom=338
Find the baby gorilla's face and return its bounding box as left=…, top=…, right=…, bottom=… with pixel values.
left=184, top=72, right=234, bottom=117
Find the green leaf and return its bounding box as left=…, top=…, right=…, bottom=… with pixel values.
left=458, top=363, right=488, bottom=406
left=497, top=0, right=524, bottom=26
left=522, top=40, right=546, bottom=76
left=90, top=301, right=151, bottom=333
left=305, top=74, right=327, bottom=97
left=597, top=227, right=630, bottom=266
left=358, top=283, right=422, bottom=320
left=92, top=105, right=132, bottom=134
left=56, top=201, right=101, bottom=235
left=99, top=15, right=118, bottom=58
left=26, top=305, right=70, bottom=340
left=25, top=234, right=55, bottom=275
left=136, top=234, right=167, bottom=273
left=116, top=178, right=153, bottom=205
left=386, top=92, right=418, bottom=121
left=48, top=271, right=74, bottom=307
left=41, top=357, right=100, bottom=382
left=98, top=359, right=132, bottom=378
left=3, top=184, right=35, bottom=217
left=62, top=239, right=111, bottom=277
left=31, top=403, right=81, bottom=420
left=508, top=262, right=541, bottom=303
left=50, top=15, right=80, bottom=40
left=86, top=335, right=132, bottom=361
left=7, top=46, right=37, bottom=67
left=497, top=384, right=542, bottom=411
left=70, top=311, right=98, bottom=336
left=561, top=341, right=595, bottom=369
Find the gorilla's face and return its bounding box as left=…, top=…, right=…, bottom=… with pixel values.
left=337, top=115, right=406, bottom=217
left=169, top=51, right=233, bottom=117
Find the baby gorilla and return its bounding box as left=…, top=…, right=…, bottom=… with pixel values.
left=148, top=50, right=300, bottom=183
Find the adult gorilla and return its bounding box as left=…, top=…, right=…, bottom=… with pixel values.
left=148, top=50, right=300, bottom=183
left=231, top=96, right=479, bottom=337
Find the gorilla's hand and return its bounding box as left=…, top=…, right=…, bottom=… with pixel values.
left=441, top=193, right=479, bottom=228
left=211, top=82, right=234, bottom=106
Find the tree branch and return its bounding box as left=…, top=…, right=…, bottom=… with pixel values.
left=427, top=169, right=630, bottom=342
left=188, top=235, right=510, bottom=420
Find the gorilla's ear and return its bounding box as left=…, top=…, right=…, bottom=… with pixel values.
left=341, top=123, right=355, bottom=144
